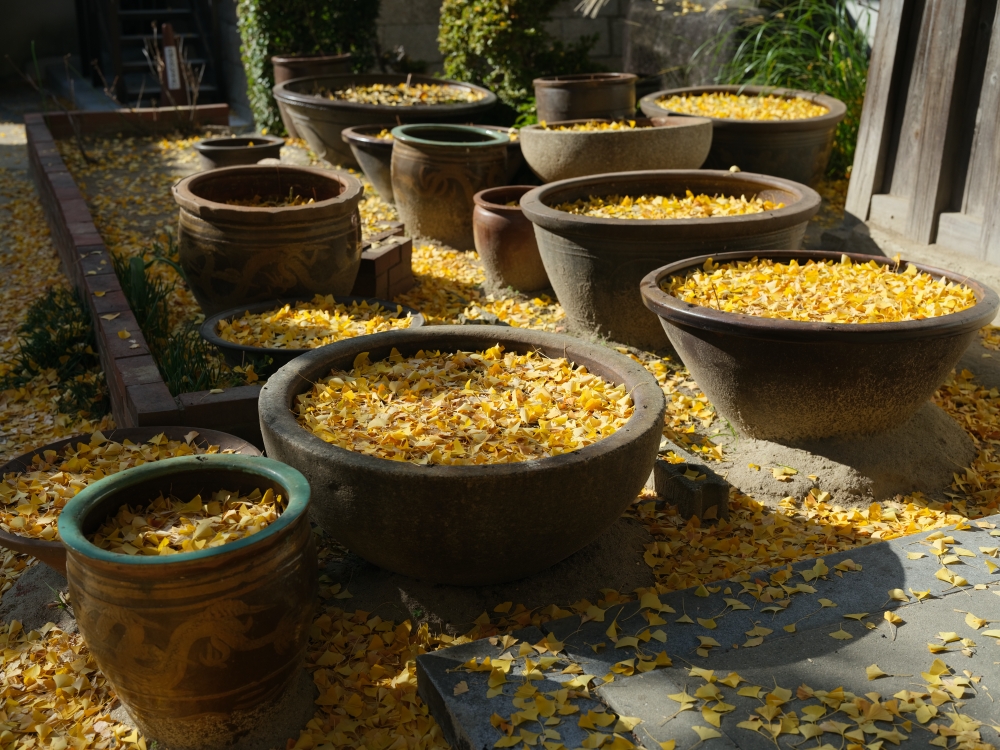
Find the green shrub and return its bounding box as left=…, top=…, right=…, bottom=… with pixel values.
left=237, top=0, right=381, bottom=133
left=439, top=0, right=602, bottom=119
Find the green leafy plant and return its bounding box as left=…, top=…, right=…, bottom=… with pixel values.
left=705, top=0, right=870, bottom=177
left=236, top=0, right=381, bottom=132
left=439, top=0, right=603, bottom=119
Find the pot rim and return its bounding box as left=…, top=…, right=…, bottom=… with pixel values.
left=639, top=85, right=847, bottom=131
left=639, top=249, right=1000, bottom=343
left=258, top=325, right=666, bottom=478
left=521, top=116, right=711, bottom=134
left=58, top=455, right=310, bottom=566
left=519, top=169, right=821, bottom=237
left=199, top=295, right=427, bottom=359
left=473, top=185, right=535, bottom=212
left=271, top=52, right=352, bottom=64
left=391, top=123, right=509, bottom=148
left=193, top=135, right=285, bottom=153
left=341, top=124, right=395, bottom=147
left=533, top=72, right=638, bottom=88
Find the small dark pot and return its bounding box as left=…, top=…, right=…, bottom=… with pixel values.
left=473, top=186, right=548, bottom=293
left=272, top=53, right=353, bottom=138
left=193, top=136, right=285, bottom=170
left=533, top=73, right=638, bottom=124
left=639, top=85, right=847, bottom=186
left=59, top=455, right=316, bottom=750
left=341, top=125, right=395, bottom=203
left=391, top=124, right=509, bottom=250
left=640, top=251, right=1000, bottom=440
left=172, top=165, right=363, bottom=316
left=200, top=295, right=426, bottom=375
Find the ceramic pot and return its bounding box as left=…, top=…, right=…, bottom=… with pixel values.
left=341, top=125, right=395, bottom=202
left=272, top=53, right=353, bottom=137
left=59, top=454, right=316, bottom=750
left=473, top=185, right=548, bottom=293
left=533, top=73, right=637, bottom=123
left=193, top=135, right=285, bottom=170
left=391, top=124, right=508, bottom=250
left=172, top=164, right=363, bottom=316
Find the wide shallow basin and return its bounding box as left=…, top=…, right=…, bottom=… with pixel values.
left=640, top=250, right=1000, bottom=441
left=258, top=325, right=666, bottom=585
left=193, top=135, right=285, bottom=170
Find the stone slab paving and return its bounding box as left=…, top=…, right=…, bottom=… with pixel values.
left=418, top=514, right=1000, bottom=750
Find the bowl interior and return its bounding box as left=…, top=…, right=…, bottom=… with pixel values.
left=186, top=167, right=346, bottom=204
left=394, top=124, right=507, bottom=145
left=197, top=137, right=282, bottom=150
left=476, top=185, right=535, bottom=208
left=284, top=73, right=484, bottom=100
left=536, top=73, right=636, bottom=85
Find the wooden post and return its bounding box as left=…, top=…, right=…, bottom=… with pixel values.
left=159, top=22, right=189, bottom=106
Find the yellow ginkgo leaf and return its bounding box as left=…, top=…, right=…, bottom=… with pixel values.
left=691, top=726, right=722, bottom=741
left=738, top=686, right=763, bottom=698
left=818, top=598, right=836, bottom=608
left=697, top=618, right=717, bottom=630
left=884, top=611, right=903, bottom=625
left=965, top=612, right=988, bottom=630
left=829, top=628, right=853, bottom=640
left=938, top=632, right=961, bottom=643
left=844, top=613, right=868, bottom=620
left=783, top=624, right=796, bottom=633
left=659, top=743, right=676, bottom=750
left=866, top=664, right=887, bottom=680
left=906, top=551, right=927, bottom=560
left=910, top=588, right=932, bottom=601
left=694, top=585, right=710, bottom=598
left=697, top=636, right=720, bottom=648
left=887, top=589, right=908, bottom=602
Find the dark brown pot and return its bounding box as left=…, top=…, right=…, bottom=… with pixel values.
left=519, top=170, right=821, bottom=350
left=258, top=325, right=665, bottom=585
left=639, top=85, right=847, bottom=186
left=193, top=135, right=285, bottom=170
left=271, top=53, right=353, bottom=138
left=640, top=250, right=1000, bottom=441
left=172, top=164, right=363, bottom=316
left=533, top=73, right=637, bottom=124
left=341, top=125, right=394, bottom=202
left=473, top=185, right=548, bottom=293
left=469, top=124, right=524, bottom=181
left=0, top=427, right=261, bottom=574
left=391, top=124, right=509, bottom=250
left=59, top=455, right=315, bottom=750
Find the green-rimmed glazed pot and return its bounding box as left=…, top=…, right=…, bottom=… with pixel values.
left=58, top=455, right=316, bottom=750
left=390, top=124, right=509, bottom=250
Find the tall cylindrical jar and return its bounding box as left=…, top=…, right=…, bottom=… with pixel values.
left=390, top=124, right=509, bottom=250
left=58, top=455, right=317, bottom=750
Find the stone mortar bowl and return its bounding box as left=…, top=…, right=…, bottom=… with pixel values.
left=172, top=164, right=362, bottom=316
left=639, top=85, right=846, bottom=187
left=519, top=117, right=712, bottom=182
left=534, top=72, right=637, bottom=123
left=258, top=325, right=666, bottom=585
left=341, top=125, right=396, bottom=203
left=200, top=295, right=426, bottom=376
left=520, top=169, right=821, bottom=351
left=273, top=73, right=498, bottom=168
left=193, top=135, right=285, bottom=170
left=0, top=426, right=261, bottom=574
left=640, top=250, right=1000, bottom=441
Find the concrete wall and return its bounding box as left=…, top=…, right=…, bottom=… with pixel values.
left=1, top=0, right=79, bottom=84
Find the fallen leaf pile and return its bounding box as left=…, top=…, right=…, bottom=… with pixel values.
left=224, top=190, right=316, bottom=207
left=540, top=120, right=648, bottom=132
left=0, top=431, right=228, bottom=541
left=297, top=345, right=633, bottom=464
left=663, top=255, right=978, bottom=323
left=215, top=296, right=415, bottom=350
left=89, top=487, right=283, bottom=555
left=554, top=191, right=784, bottom=220
left=320, top=83, right=487, bottom=106
left=658, top=92, right=829, bottom=120
left=373, top=128, right=394, bottom=140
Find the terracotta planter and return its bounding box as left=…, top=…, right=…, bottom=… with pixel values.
left=258, top=326, right=665, bottom=585
left=193, top=135, right=285, bottom=170
left=640, top=251, right=1000, bottom=440
left=0, top=427, right=261, bottom=574
left=341, top=125, right=395, bottom=202
left=518, top=116, right=712, bottom=182
left=172, top=164, right=363, bottom=316
left=639, top=85, right=847, bottom=186
left=533, top=73, right=637, bottom=123
left=473, top=186, right=548, bottom=293
left=58, top=454, right=315, bottom=750
left=271, top=53, right=353, bottom=138
left=391, top=124, right=509, bottom=250
left=272, top=74, right=498, bottom=168
left=520, top=170, right=821, bottom=350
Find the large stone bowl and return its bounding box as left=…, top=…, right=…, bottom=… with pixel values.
left=273, top=73, right=497, bottom=168
left=258, top=326, right=666, bottom=585
left=0, top=427, right=261, bottom=574
left=639, top=85, right=847, bottom=186
left=640, top=250, right=1000, bottom=441
left=519, top=116, right=712, bottom=182
left=519, top=169, right=821, bottom=350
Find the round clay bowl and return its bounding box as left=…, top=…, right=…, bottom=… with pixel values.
left=0, top=426, right=261, bottom=574
left=272, top=73, right=498, bottom=167
left=391, top=124, right=509, bottom=251
left=172, top=164, right=363, bottom=316
left=200, top=295, right=426, bottom=375
left=534, top=72, right=637, bottom=123
left=473, top=186, right=549, bottom=293
left=59, top=454, right=315, bottom=750
left=639, top=85, right=847, bottom=186
left=520, top=169, right=821, bottom=350
left=518, top=116, right=712, bottom=182
left=640, top=250, right=1000, bottom=441
left=341, top=125, right=395, bottom=202
left=258, top=325, right=666, bottom=585
left=193, top=135, right=285, bottom=170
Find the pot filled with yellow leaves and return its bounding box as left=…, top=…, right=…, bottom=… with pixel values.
left=258, top=325, right=666, bottom=585
left=640, top=250, right=1000, bottom=441
left=58, top=454, right=316, bottom=750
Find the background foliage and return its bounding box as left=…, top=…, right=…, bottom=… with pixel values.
left=236, top=0, right=381, bottom=132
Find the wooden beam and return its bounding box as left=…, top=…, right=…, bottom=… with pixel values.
left=977, top=10, right=1000, bottom=262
